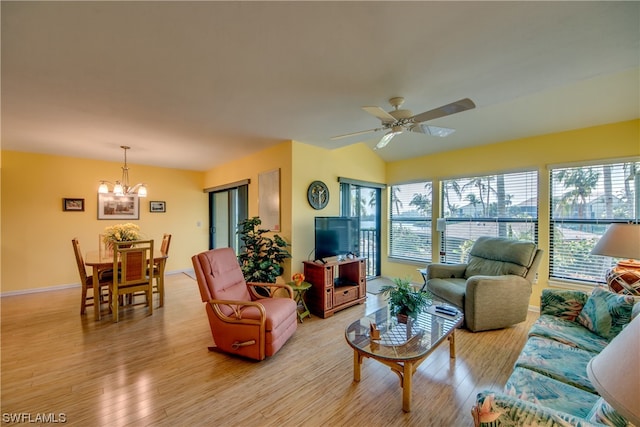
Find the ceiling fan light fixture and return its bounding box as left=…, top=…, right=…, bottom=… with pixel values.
left=335, top=96, right=474, bottom=150
left=412, top=123, right=456, bottom=138
left=375, top=129, right=402, bottom=150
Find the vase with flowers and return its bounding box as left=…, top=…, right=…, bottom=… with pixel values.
left=102, top=223, right=141, bottom=253
left=292, top=273, right=305, bottom=286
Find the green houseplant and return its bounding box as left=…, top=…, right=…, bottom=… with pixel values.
left=380, top=277, right=431, bottom=322
left=237, top=217, right=291, bottom=283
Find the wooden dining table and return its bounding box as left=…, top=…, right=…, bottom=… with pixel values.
left=85, top=249, right=168, bottom=320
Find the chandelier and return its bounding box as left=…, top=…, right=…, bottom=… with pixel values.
left=98, top=146, right=147, bottom=197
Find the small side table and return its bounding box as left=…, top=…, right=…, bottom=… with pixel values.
left=288, top=281, right=312, bottom=323
left=417, top=268, right=427, bottom=292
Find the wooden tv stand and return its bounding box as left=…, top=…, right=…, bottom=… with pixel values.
left=303, top=257, right=367, bottom=318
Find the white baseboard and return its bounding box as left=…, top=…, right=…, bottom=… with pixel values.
left=0, top=269, right=190, bottom=297
left=1, top=282, right=81, bottom=297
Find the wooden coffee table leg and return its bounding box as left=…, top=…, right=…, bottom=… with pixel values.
left=448, top=330, right=456, bottom=358
left=353, top=350, right=362, bottom=382
left=402, top=361, right=413, bottom=412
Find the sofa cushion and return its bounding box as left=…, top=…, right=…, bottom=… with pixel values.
left=586, top=397, right=632, bottom=427
left=475, top=391, right=601, bottom=426
left=515, top=336, right=598, bottom=394
left=576, top=287, right=635, bottom=340
left=464, top=237, right=536, bottom=278
left=506, top=367, right=599, bottom=419
left=425, top=277, right=466, bottom=308
left=465, top=257, right=528, bottom=278
left=540, top=288, right=589, bottom=321
left=529, top=314, right=610, bottom=353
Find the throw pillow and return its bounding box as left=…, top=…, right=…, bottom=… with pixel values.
left=576, top=287, right=634, bottom=340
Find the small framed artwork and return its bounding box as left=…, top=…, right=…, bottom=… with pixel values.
left=63, top=198, right=85, bottom=212
left=98, top=193, right=140, bottom=220
left=150, top=201, right=166, bottom=213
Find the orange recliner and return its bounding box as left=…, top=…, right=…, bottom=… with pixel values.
left=192, top=248, right=297, bottom=361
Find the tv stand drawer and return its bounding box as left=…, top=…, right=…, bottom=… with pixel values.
left=334, top=286, right=358, bottom=306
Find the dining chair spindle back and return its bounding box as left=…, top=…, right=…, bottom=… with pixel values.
left=111, top=240, right=154, bottom=322
left=72, top=238, right=111, bottom=315
left=152, top=233, right=171, bottom=306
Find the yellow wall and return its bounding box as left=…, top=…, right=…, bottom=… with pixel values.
left=2, top=119, right=638, bottom=300
left=203, top=140, right=386, bottom=280
left=1, top=151, right=207, bottom=293
left=383, top=119, right=640, bottom=306
left=202, top=141, right=294, bottom=276
left=290, top=141, right=386, bottom=276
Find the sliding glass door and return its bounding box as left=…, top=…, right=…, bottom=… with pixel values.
left=340, top=179, right=383, bottom=278
left=208, top=184, right=248, bottom=252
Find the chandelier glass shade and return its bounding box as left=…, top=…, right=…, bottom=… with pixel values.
left=98, top=146, right=147, bottom=197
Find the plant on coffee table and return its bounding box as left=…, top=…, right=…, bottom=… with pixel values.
left=380, top=277, right=431, bottom=322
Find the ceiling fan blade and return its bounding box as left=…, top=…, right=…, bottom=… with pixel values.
left=411, top=98, right=476, bottom=123
left=330, top=127, right=382, bottom=140
left=409, top=123, right=456, bottom=137
left=362, top=106, right=397, bottom=123
left=374, top=130, right=401, bottom=150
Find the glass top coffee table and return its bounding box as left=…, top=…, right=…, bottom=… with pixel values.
left=344, top=304, right=463, bottom=412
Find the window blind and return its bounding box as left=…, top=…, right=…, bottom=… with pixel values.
left=549, top=160, right=638, bottom=284
left=389, top=181, right=433, bottom=263
left=441, top=170, right=538, bottom=263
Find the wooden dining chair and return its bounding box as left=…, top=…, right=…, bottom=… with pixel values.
left=72, top=238, right=112, bottom=315
left=152, top=233, right=171, bottom=306
left=110, top=240, right=154, bottom=322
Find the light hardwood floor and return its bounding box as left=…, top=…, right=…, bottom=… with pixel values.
left=1, top=273, right=537, bottom=426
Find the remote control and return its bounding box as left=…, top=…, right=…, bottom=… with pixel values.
left=435, top=305, right=458, bottom=315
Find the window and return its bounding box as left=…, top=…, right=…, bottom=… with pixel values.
left=549, top=160, right=638, bottom=284
left=389, top=181, right=433, bottom=263
left=441, top=171, right=538, bottom=263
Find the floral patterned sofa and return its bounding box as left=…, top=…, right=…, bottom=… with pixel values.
left=472, top=287, right=638, bottom=427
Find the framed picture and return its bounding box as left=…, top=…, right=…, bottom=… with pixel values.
left=150, top=201, right=166, bottom=213
left=97, top=193, right=139, bottom=220
left=63, top=198, right=85, bottom=212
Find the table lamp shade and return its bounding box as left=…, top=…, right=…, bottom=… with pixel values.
left=586, top=315, right=640, bottom=425
left=591, top=224, right=640, bottom=260
left=591, top=223, right=640, bottom=295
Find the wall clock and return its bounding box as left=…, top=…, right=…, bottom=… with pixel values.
left=307, top=180, right=329, bottom=210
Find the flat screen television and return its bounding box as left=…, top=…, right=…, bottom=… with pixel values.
left=314, top=216, right=360, bottom=261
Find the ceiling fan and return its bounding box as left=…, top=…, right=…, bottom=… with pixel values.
left=331, top=97, right=476, bottom=150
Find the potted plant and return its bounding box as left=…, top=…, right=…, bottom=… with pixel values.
left=379, top=277, right=432, bottom=323
left=237, top=217, right=291, bottom=283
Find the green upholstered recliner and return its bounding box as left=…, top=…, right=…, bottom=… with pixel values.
left=426, top=236, right=543, bottom=332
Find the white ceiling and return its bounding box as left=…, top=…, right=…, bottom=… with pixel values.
left=2, top=1, right=639, bottom=171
